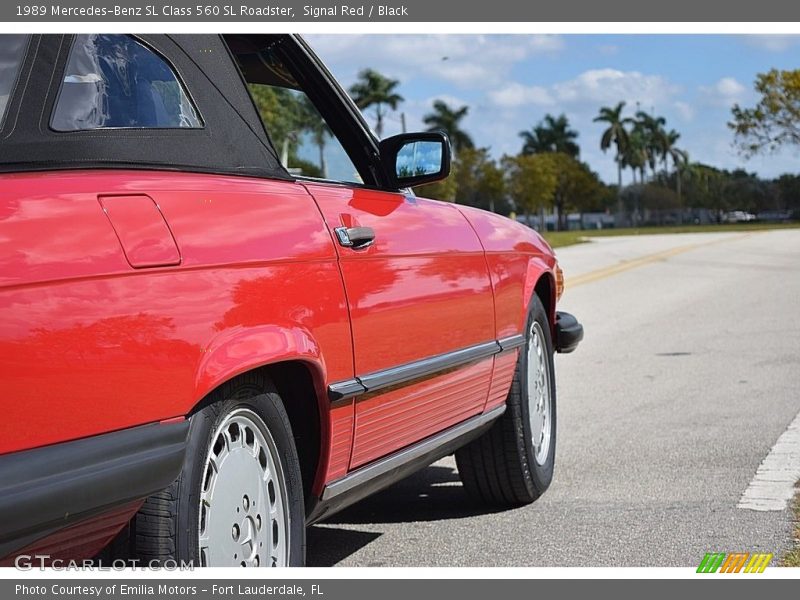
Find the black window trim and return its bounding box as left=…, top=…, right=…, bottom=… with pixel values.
left=225, top=33, right=395, bottom=191
left=285, top=35, right=387, bottom=189
left=49, top=33, right=206, bottom=134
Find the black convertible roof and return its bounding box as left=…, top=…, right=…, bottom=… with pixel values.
left=0, top=34, right=291, bottom=179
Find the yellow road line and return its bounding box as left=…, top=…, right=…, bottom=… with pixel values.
left=567, top=233, right=753, bottom=289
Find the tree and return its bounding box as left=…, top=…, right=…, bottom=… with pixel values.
left=452, top=147, right=509, bottom=214
left=634, top=110, right=667, bottom=180
left=248, top=84, right=323, bottom=177
left=519, top=114, right=580, bottom=158
left=546, top=153, right=607, bottom=230
left=622, top=125, right=648, bottom=185
left=682, top=163, right=727, bottom=218
left=474, top=156, right=509, bottom=214
left=423, top=100, right=474, bottom=154
left=775, top=173, right=800, bottom=215
left=415, top=146, right=507, bottom=211
left=594, top=101, right=630, bottom=209
left=349, top=68, right=404, bottom=139
left=677, top=163, right=783, bottom=220
left=730, top=69, right=800, bottom=156
left=298, top=96, right=330, bottom=178
left=661, top=129, right=688, bottom=221
left=502, top=154, right=558, bottom=227
left=248, top=84, right=303, bottom=158
left=640, top=185, right=680, bottom=220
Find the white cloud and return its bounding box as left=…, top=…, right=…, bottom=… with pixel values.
left=306, top=34, right=565, bottom=89
left=717, top=77, right=746, bottom=97
left=528, top=35, right=565, bottom=54
left=700, top=77, right=747, bottom=107
left=488, top=82, right=554, bottom=108
left=487, top=68, right=681, bottom=114
left=551, top=69, right=681, bottom=109
left=743, top=35, right=800, bottom=52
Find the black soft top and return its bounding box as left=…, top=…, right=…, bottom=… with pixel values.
left=0, top=34, right=291, bottom=180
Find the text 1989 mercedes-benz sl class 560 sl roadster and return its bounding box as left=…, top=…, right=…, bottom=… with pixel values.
left=0, top=33, right=582, bottom=567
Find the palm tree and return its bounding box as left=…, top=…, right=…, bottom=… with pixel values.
left=423, top=100, right=474, bottom=154
left=662, top=129, right=689, bottom=221
left=519, top=114, right=580, bottom=158
left=349, top=69, right=404, bottom=139
left=594, top=101, right=630, bottom=206
left=634, top=111, right=667, bottom=181
left=519, top=126, right=549, bottom=155
left=594, top=101, right=630, bottom=218
left=622, top=126, right=648, bottom=184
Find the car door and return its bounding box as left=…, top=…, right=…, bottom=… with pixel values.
left=307, top=184, right=496, bottom=468
left=228, top=34, right=498, bottom=469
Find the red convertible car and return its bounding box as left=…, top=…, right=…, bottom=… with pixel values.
left=0, top=33, right=582, bottom=567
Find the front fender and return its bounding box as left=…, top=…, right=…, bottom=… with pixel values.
left=523, top=255, right=557, bottom=327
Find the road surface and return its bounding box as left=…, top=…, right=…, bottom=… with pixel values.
left=307, top=230, right=800, bottom=567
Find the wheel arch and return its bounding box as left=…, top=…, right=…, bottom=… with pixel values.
left=524, top=257, right=557, bottom=330
left=189, top=326, right=331, bottom=512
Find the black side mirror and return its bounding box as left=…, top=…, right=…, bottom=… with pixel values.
left=379, top=131, right=452, bottom=189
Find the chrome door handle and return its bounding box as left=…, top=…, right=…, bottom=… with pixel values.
left=334, top=226, right=375, bottom=250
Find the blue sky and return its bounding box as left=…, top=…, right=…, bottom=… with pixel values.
left=307, top=34, right=800, bottom=184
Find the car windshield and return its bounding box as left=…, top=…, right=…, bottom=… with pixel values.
left=0, top=35, right=29, bottom=127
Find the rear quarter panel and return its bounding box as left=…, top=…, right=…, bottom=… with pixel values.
left=0, top=171, right=353, bottom=466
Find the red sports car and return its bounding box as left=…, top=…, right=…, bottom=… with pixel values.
left=0, top=33, right=582, bottom=567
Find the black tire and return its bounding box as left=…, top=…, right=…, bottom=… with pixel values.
left=455, top=294, right=556, bottom=506
left=130, top=375, right=305, bottom=567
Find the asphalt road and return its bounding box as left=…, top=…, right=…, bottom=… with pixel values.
left=307, top=230, right=800, bottom=567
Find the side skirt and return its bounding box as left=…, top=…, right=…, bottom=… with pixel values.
left=306, top=405, right=505, bottom=524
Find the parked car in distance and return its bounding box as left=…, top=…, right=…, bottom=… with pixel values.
left=722, top=210, right=757, bottom=223
left=0, top=33, right=583, bottom=567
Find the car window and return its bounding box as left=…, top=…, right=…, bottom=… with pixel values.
left=51, top=34, right=202, bottom=131
left=248, top=82, right=362, bottom=184
left=0, top=34, right=29, bottom=128
left=227, top=40, right=361, bottom=184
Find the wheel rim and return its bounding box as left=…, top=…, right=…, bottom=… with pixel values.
left=198, top=408, right=289, bottom=567
left=527, top=321, right=552, bottom=466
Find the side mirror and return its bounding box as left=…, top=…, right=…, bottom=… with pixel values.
left=379, top=132, right=452, bottom=189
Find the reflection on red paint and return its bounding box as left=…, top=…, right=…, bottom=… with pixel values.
left=0, top=171, right=352, bottom=457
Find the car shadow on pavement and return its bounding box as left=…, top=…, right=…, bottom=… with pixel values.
left=323, top=463, right=508, bottom=525
left=306, top=527, right=382, bottom=567
left=306, top=462, right=512, bottom=564
left=308, top=463, right=506, bottom=565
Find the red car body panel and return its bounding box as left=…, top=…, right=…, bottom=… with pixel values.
left=485, top=351, right=520, bottom=412
left=0, top=170, right=555, bottom=467
left=304, top=183, right=497, bottom=464
left=457, top=205, right=558, bottom=333
left=0, top=171, right=353, bottom=461
left=305, top=183, right=496, bottom=371
left=0, top=501, right=143, bottom=567
left=98, top=194, right=181, bottom=268
left=350, top=359, right=494, bottom=469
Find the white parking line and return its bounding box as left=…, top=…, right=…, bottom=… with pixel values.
left=739, top=410, right=800, bottom=511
